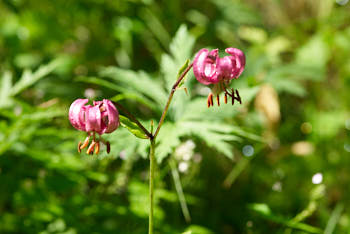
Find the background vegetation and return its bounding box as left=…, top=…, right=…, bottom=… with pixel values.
left=1, top=0, right=350, bottom=233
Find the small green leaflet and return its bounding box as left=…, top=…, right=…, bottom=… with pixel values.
left=177, top=59, right=190, bottom=88
left=119, top=115, right=149, bottom=139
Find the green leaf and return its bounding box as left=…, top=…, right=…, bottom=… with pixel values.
left=100, top=67, right=167, bottom=108
left=179, top=121, right=241, bottom=159
left=161, top=25, right=195, bottom=91
left=119, top=115, right=149, bottom=139
left=11, top=59, right=61, bottom=96
left=324, top=203, right=344, bottom=234
left=156, top=123, right=181, bottom=162
left=250, top=203, right=323, bottom=234
left=0, top=71, right=13, bottom=108
left=177, top=59, right=190, bottom=88
left=182, top=225, right=215, bottom=234
left=296, top=34, right=330, bottom=70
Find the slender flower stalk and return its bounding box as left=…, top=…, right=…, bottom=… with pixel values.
left=148, top=138, right=155, bottom=234
left=148, top=62, right=194, bottom=233
left=69, top=47, right=244, bottom=233
left=113, top=101, right=152, bottom=139
left=153, top=63, right=193, bottom=139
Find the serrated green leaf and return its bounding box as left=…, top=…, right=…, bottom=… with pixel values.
left=179, top=121, right=241, bottom=159
left=11, top=59, right=61, bottom=96
left=161, top=25, right=195, bottom=91
left=119, top=115, right=149, bottom=139
left=156, top=123, right=181, bottom=162
left=100, top=67, right=167, bottom=108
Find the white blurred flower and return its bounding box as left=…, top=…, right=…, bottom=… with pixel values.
left=272, top=181, right=282, bottom=192
left=178, top=162, right=189, bottom=173
left=292, top=141, right=314, bottom=156
left=175, top=140, right=196, bottom=161
left=312, top=173, right=323, bottom=184
left=84, top=88, right=97, bottom=99
left=119, top=150, right=127, bottom=160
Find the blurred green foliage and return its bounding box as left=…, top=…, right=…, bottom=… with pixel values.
left=1, top=0, right=350, bottom=233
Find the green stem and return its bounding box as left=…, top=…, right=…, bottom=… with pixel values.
left=113, top=101, right=153, bottom=139
left=149, top=138, right=155, bottom=234
left=153, top=62, right=193, bottom=139
left=148, top=62, right=193, bottom=233
left=169, top=158, right=191, bottom=223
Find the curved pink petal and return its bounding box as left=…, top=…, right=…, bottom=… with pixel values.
left=193, top=49, right=221, bottom=85
left=225, top=47, right=246, bottom=78
left=217, top=56, right=236, bottom=80
left=193, top=49, right=211, bottom=85
left=101, top=99, right=119, bottom=134
left=85, top=105, right=101, bottom=133
left=69, top=99, right=88, bottom=131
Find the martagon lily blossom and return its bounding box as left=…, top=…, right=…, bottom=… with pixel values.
left=69, top=99, right=119, bottom=155
left=193, top=47, right=246, bottom=107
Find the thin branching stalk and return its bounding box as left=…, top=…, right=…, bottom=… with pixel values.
left=113, top=102, right=153, bottom=139
left=153, top=63, right=193, bottom=139
left=115, top=62, right=194, bottom=234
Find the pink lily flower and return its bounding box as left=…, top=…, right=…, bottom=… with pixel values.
left=193, top=47, right=246, bottom=107
left=69, top=99, right=119, bottom=155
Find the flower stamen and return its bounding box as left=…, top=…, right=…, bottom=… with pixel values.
left=207, top=93, right=214, bottom=107
left=86, top=141, right=96, bottom=155
left=106, top=141, right=111, bottom=154
left=78, top=141, right=82, bottom=153
left=94, top=141, right=100, bottom=155
left=80, top=136, right=90, bottom=150
left=216, top=94, right=220, bottom=106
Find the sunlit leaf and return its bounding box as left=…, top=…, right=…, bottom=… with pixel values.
left=119, top=115, right=149, bottom=139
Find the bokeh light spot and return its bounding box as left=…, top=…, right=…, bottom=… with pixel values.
left=243, top=145, right=254, bottom=157
left=301, top=122, right=312, bottom=134
left=312, top=173, right=323, bottom=184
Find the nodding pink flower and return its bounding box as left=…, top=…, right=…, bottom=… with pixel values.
left=69, top=99, right=119, bottom=155
left=193, top=47, right=246, bottom=107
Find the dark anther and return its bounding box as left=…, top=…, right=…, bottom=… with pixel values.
left=232, top=88, right=235, bottom=105
left=224, top=93, right=228, bottom=104
left=216, top=94, right=220, bottom=106
left=234, top=89, right=242, bottom=104
left=106, top=141, right=111, bottom=154
left=207, top=93, right=214, bottom=108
